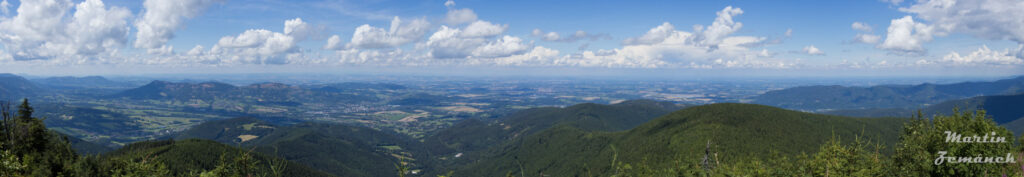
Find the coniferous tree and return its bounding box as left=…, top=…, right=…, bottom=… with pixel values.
left=16, top=99, right=32, bottom=122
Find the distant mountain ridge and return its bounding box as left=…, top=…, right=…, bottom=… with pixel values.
left=921, top=93, right=1024, bottom=123
left=0, top=73, right=44, bottom=100
left=823, top=93, right=1024, bottom=134
left=822, top=93, right=1024, bottom=121
left=753, top=76, right=1024, bottom=111
left=32, top=76, right=134, bottom=89
left=110, top=80, right=382, bottom=104
left=112, top=80, right=239, bottom=100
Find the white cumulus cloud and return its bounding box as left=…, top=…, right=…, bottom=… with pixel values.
left=941, top=45, right=1023, bottom=65
left=489, top=46, right=560, bottom=66
left=850, top=22, right=879, bottom=44
left=420, top=22, right=531, bottom=59
left=698, top=6, right=744, bottom=47
left=324, top=35, right=344, bottom=50
left=852, top=22, right=872, bottom=32
left=854, top=34, right=881, bottom=44
left=472, top=36, right=532, bottom=58
left=531, top=29, right=609, bottom=42
left=461, top=20, right=507, bottom=38
left=284, top=18, right=314, bottom=40
left=901, top=0, right=1024, bottom=44
left=444, top=0, right=455, bottom=8
left=0, top=0, right=132, bottom=61
left=442, top=1, right=476, bottom=25
left=802, top=45, right=825, bottom=55
left=622, top=22, right=679, bottom=45
left=444, top=9, right=477, bottom=25
left=208, top=18, right=311, bottom=64
left=875, top=0, right=1024, bottom=55
left=134, top=0, right=224, bottom=53
left=343, top=16, right=430, bottom=49
left=564, top=6, right=787, bottom=68
left=878, top=16, right=936, bottom=54
left=186, top=45, right=205, bottom=56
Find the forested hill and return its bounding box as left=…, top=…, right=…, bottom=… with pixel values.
left=111, top=80, right=243, bottom=100
left=0, top=73, right=43, bottom=100
left=822, top=93, right=1024, bottom=134
left=31, top=76, right=134, bottom=89
left=449, top=103, right=906, bottom=176
left=110, top=80, right=381, bottom=104
left=752, top=76, right=1024, bottom=111
left=247, top=123, right=427, bottom=177
left=918, top=93, right=1024, bottom=124
left=104, top=139, right=334, bottom=177
left=174, top=117, right=276, bottom=144
left=174, top=117, right=429, bottom=177
left=423, top=99, right=685, bottom=156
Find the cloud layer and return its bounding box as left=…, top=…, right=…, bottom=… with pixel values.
left=0, top=0, right=1019, bottom=72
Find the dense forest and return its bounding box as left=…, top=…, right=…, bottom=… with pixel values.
left=595, top=109, right=1022, bottom=176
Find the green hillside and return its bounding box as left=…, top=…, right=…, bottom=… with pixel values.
left=249, top=123, right=425, bottom=177
left=451, top=103, right=906, bottom=176
left=36, top=104, right=143, bottom=145
left=104, top=139, right=333, bottom=177
left=423, top=99, right=684, bottom=155
left=64, top=133, right=113, bottom=154
left=174, top=117, right=278, bottom=144
left=175, top=117, right=429, bottom=177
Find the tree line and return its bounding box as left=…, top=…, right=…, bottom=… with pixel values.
left=604, top=109, right=1024, bottom=177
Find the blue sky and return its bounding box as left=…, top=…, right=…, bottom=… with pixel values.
left=0, top=0, right=1022, bottom=77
